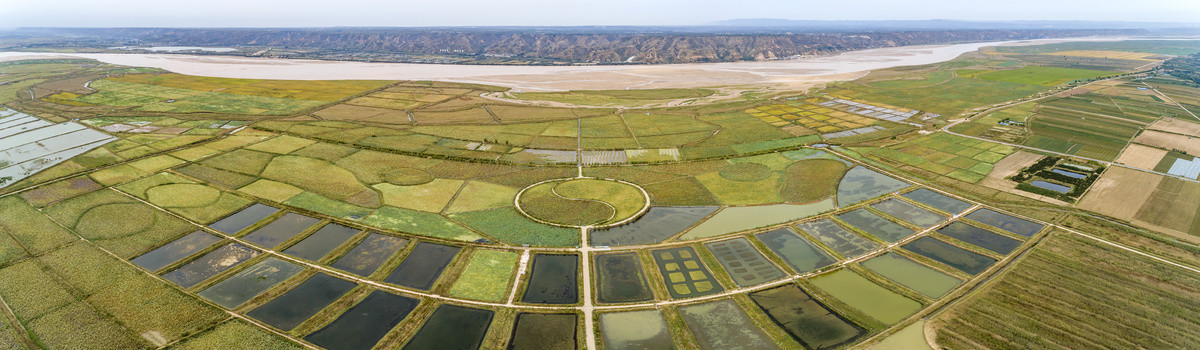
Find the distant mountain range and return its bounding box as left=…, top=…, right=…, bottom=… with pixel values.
left=710, top=19, right=1200, bottom=31
left=0, top=25, right=1161, bottom=65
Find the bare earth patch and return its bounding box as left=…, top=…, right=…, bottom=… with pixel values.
left=1133, top=130, right=1200, bottom=155
left=979, top=151, right=1069, bottom=205
left=1077, top=167, right=1162, bottom=221
left=1148, top=118, right=1200, bottom=137
left=1114, top=144, right=1168, bottom=170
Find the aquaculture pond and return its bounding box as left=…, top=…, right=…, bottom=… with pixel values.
left=809, top=269, right=922, bottom=325
left=240, top=212, right=321, bottom=249
left=964, top=208, right=1044, bottom=237
left=651, top=246, right=724, bottom=299
left=1030, top=180, right=1070, bottom=193
left=161, top=243, right=259, bottom=288
left=705, top=238, right=786, bottom=287
left=330, top=233, right=407, bottom=276
left=901, top=188, right=973, bottom=214
left=130, top=230, right=222, bottom=271
left=837, top=166, right=910, bottom=207
left=590, top=206, right=717, bottom=246
left=282, top=223, right=361, bottom=261
left=304, top=290, right=420, bottom=350
left=861, top=252, right=962, bottom=298
left=836, top=209, right=915, bottom=243
left=208, top=203, right=278, bottom=233
left=750, top=285, right=865, bottom=350
left=1051, top=168, right=1087, bottom=179
left=402, top=304, right=493, bottom=350
left=871, top=198, right=947, bottom=228
left=521, top=254, right=579, bottom=304
left=795, top=219, right=878, bottom=259
left=384, top=242, right=460, bottom=290
left=197, top=257, right=304, bottom=308
left=246, top=273, right=357, bottom=331
left=938, top=221, right=1023, bottom=255
left=595, top=252, right=653, bottom=303
left=903, top=237, right=997, bottom=275
left=757, top=228, right=836, bottom=274
left=678, top=299, right=779, bottom=350
left=599, top=310, right=675, bottom=349
left=680, top=199, right=835, bottom=240
left=509, top=313, right=577, bottom=350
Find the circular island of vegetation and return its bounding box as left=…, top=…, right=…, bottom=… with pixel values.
left=515, top=177, right=650, bottom=228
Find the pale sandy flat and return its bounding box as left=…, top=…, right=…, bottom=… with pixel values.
left=1077, top=167, right=1162, bottom=221
left=1114, top=143, right=1168, bottom=170
left=1132, top=130, right=1200, bottom=155
left=988, top=151, right=1043, bottom=179
left=1148, top=118, right=1200, bottom=137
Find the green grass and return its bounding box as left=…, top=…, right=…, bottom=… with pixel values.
left=517, top=182, right=613, bottom=227
left=934, top=232, right=1200, bottom=349
left=447, top=249, right=521, bottom=301
left=445, top=181, right=518, bottom=214
left=0, top=260, right=76, bottom=322
left=261, top=155, right=376, bottom=204
left=27, top=302, right=144, bottom=349
left=283, top=191, right=375, bottom=220
left=449, top=207, right=581, bottom=247
left=554, top=178, right=647, bottom=225
left=374, top=179, right=463, bottom=212
left=0, top=196, right=77, bottom=255
left=976, top=66, right=1114, bottom=86
left=244, top=135, right=317, bottom=154
left=85, top=277, right=226, bottom=345
left=168, top=319, right=304, bottom=350
left=361, top=206, right=484, bottom=242
left=238, top=179, right=304, bottom=202
left=864, top=133, right=1013, bottom=183
left=780, top=159, right=848, bottom=203
left=513, top=88, right=714, bottom=106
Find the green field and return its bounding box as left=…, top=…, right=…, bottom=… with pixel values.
left=859, top=133, right=1014, bottom=183
left=976, top=66, right=1114, bottom=86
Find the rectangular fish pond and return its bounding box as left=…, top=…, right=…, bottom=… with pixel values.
left=1029, top=180, right=1071, bottom=193
left=208, top=203, right=278, bottom=234
left=902, top=236, right=997, bottom=275
left=246, top=273, right=357, bottom=331
left=651, top=246, right=724, bottom=299
left=130, top=230, right=222, bottom=272
left=938, top=221, right=1023, bottom=255
left=795, top=219, right=878, bottom=260
left=964, top=208, right=1044, bottom=237
left=282, top=223, right=361, bottom=261
left=835, top=209, right=915, bottom=243
left=678, top=299, right=779, bottom=350
left=809, top=269, right=922, bottom=325
left=240, top=212, right=321, bottom=249
left=402, top=304, right=493, bottom=350
left=383, top=242, right=460, bottom=290
left=330, top=232, right=408, bottom=276
left=757, top=228, right=836, bottom=274
left=705, top=237, right=786, bottom=287
left=750, top=284, right=865, bottom=350
left=161, top=243, right=259, bottom=288
left=599, top=310, right=675, bottom=349
left=521, top=253, right=579, bottom=304
left=304, top=290, right=420, bottom=350
left=508, top=313, right=577, bottom=350
left=836, top=166, right=911, bottom=207
left=861, top=252, right=962, bottom=298
left=901, top=188, right=973, bottom=214
left=871, top=198, right=947, bottom=228
left=197, top=257, right=304, bottom=308
left=590, top=206, right=718, bottom=246
left=595, top=252, right=653, bottom=303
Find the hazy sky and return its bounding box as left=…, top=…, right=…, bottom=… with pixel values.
left=1, top=0, right=1198, bottom=27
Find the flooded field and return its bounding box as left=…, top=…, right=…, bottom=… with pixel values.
left=282, top=223, right=361, bottom=261
left=198, top=257, right=304, bottom=308
left=508, top=313, right=577, bottom=350
left=591, top=206, right=717, bottom=246
left=595, top=252, right=653, bottom=303
left=902, top=237, right=997, bottom=275
left=678, top=299, right=779, bottom=350
left=964, top=209, right=1044, bottom=237
left=682, top=199, right=835, bottom=240
left=304, top=290, right=419, bottom=350
left=402, top=304, right=493, bottom=350
left=208, top=203, right=278, bottom=234
left=383, top=242, right=460, bottom=290
left=651, top=246, right=724, bottom=299
left=757, top=228, right=836, bottom=273
left=599, top=310, right=675, bottom=349
left=130, top=230, right=222, bottom=271
left=0, top=112, right=114, bottom=188
left=705, top=238, right=786, bottom=287
left=795, top=219, right=878, bottom=259
left=837, top=167, right=910, bottom=207
left=521, top=254, right=579, bottom=304
left=161, top=243, right=259, bottom=288
left=938, top=222, right=1023, bottom=254
left=809, top=270, right=922, bottom=325
left=861, top=252, right=962, bottom=298
left=246, top=273, right=357, bottom=331
left=901, top=188, right=973, bottom=214
left=750, top=285, right=865, bottom=349
left=871, top=199, right=947, bottom=228
left=836, top=209, right=915, bottom=243
left=240, top=212, right=321, bottom=248
left=330, top=233, right=407, bottom=276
